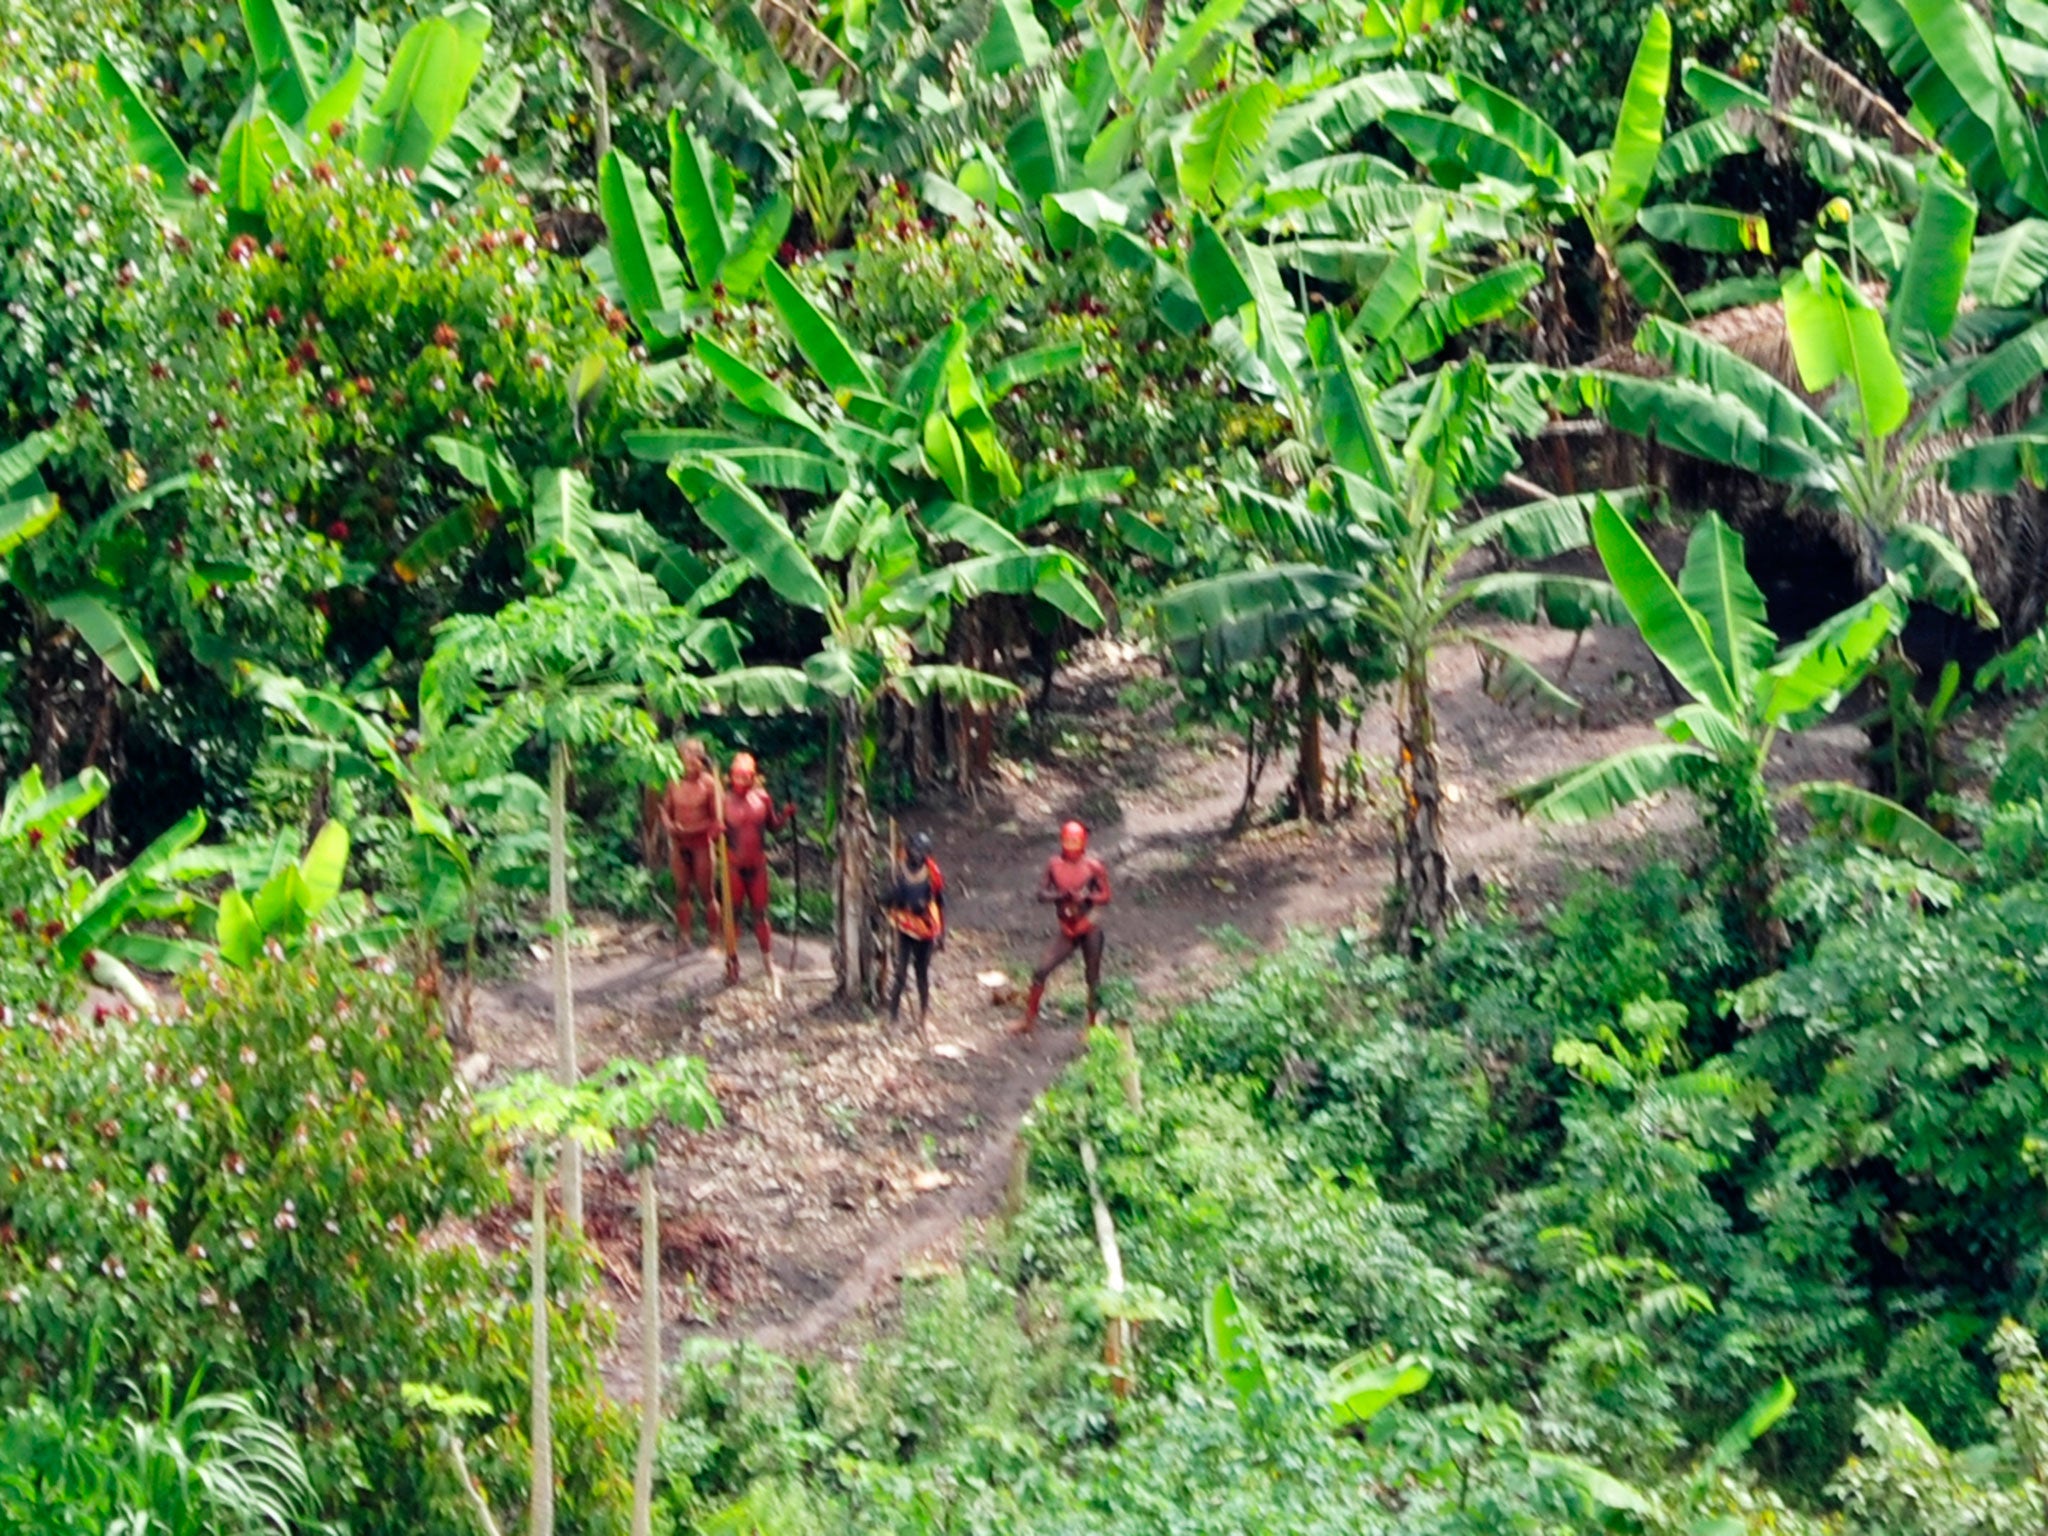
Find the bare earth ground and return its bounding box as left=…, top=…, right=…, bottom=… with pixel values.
left=467, top=622, right=1870, bottom=1389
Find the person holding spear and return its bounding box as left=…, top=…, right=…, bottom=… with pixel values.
left=723, top=752, right=796, bottom=991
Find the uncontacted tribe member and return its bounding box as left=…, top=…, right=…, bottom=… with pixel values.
left=1016, top=820, right=1111, bottom=1035
left=660, top=736, right=724, bottom=953
left=724, top=752, right=795, bottom=983
left=883, top=832, right=946, bottom=1040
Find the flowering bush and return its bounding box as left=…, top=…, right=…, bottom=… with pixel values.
left=0, top=943, right=628, bottom=1534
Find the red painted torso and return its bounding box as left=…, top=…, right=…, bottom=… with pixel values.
left=726, top=786, right=780, bottom=867
left=1046, top=854, right=1111, bottom=938
left=664, top=770, right=720, bottom=847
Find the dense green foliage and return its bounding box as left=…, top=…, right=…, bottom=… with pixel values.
left=11, top=0, right=2048, bottom=1524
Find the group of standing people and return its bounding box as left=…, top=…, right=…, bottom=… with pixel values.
left=656, top=735, right=1113, bottom=1038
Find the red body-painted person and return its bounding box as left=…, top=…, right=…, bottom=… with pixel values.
left=660, top=737, right=724, bottom=952
left=1016, top=820, right=1111, bottom=1035
left=724, top=752, right=796, bottom=979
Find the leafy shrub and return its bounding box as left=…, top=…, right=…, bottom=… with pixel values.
left=0, top=944, right=628, bottom=1533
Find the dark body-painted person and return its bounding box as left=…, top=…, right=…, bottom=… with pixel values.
left=1016, top=820, right=1111, bottom=1034
left=883, top=832, right=946, bottom=1040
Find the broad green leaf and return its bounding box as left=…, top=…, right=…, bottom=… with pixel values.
left=217, top=887, right=262, bottom=968
left=762, top=264, right=875, bottom=394
left=986, top=342, right=1087, bottom=398
left=1591, top=499, right=1736, bottom=716
left=1943, top=431, right=2048, bottom=493
left=1460, top=489, right=1635, bottom=561
left=1678, top=512, right=1775, bottom=688
left=1882, top=523, right=1997, bottom=627
left=598, top=149, right=689, bottom=340
left=1514, top=741, right=1702, bottom=822
left=895, top=664, right=1021, bottom=706
left=302, top=48, right=368, bottom=139
left=217, top=108, right=302, bottom=218
left=95, top=54, right=194, bottom=202
left=530, top=465, right=596, bottom=573
left=56, top=806, right=207, bottom=969
left=1965, top=219, right=2048, bottom=303
left=0, top=494, right=59, bottom=558
left=1153, top=564, right=1363, bottom=672
left=298, top=820, right=350, bottom=916
left=1, top=767, right=109, bottom=841
left=1471, top=636, right=1581, bottom=718
left=1382, top=109, right=1540, bottom=190
left=252, top=862, right=312, bottom=939
left=1187, top=212, right=1254, bottom=323
left=667, top=112, right=729, bottom=291
left=1205, top=1280, right=1270, bottom=1408
left=1321, top=1353, right=1431, bottom=1428
left=980, top=0, right=1053, bottom=73
left=1635, top=203, right=1771, bottom=254
left=1756, top=586, right=1904, bottom=723
left=47, top=592, right=158, bottom=690
left=1354, top=209, right=1434, bottom=345
left=1781, top=251, right=1909, bottom=440
left=672, top=456, right=832, bottom=614
left=1596, top=6, right=1672, bottom=239
left=1704, top=1377, right=1796, bottom=1475
left=1382, top=260, right=1543, bottom=369
left=706, top=665, right=816, bottom=714
left=695, top=335, right=830, bottom=442
left=1457, top=572, right=1625, bottom=628
left=1448, top=75, right=1571, bottom=180
left=1793, top=780, right=1974, bottom=876
left=0, top=432, right=54, bottom=499
left=1890, top=172, right=1977, bottom=354
left=428, top=434, right=528, bottom=507
left=719, top=192, right=791, bottom=297
left=240, top=0, right=329, bottom=124
left=418, top=65, right=522, bottom=199
left=1926, top=318, right=2048, bottom=431
left=1569, top=372, right=1836, bottom=485
left=1009, top=467, right=1135, bottom=529
left=357, top=7, right=489, bottom=173
left=1632, top=317, right=1839, bottom=454
left=1180, top=79, right=1283, bottom=210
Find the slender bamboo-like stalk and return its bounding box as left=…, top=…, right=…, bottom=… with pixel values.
left=631, top=1157, right=661, bottom=1536
left=528, top=1165, right=555, bottom=1536
left=447, top=1430, right=506, bottom=1536
left=1079, top=1138, right=1131, bottom=1397
left=548, top=742, right=582, bottom=1234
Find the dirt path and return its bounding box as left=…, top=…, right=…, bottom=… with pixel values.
left=468, top=626, right=1865, bottom=1379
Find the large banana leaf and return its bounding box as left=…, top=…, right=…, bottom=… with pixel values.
left=1009, top=468, right=1136, bottom=529
left=1595, top=5, right=1672, bottom=239
left=0, top=491, right=59, bottom=559
left=1632, top=317, right=1840, bottom=456
left=241, top=0, right=329, bottom=125
left=417, top=66, right=520, bottom=200
left=1514, top=741, right=1701, bottom=822
left=56, top=805, right=208, bottom=968
left=95, top=55, right=194, bottom=203
left=1382, top=110, right=1543, bottom=191
left=1381, top=261, right=1543, bottom=372
left=356, top=5, right=489, bottom=173
left=1180, top=79, right=1283, bottom=210
left=1942, top=430, right=2048, bottom=492
left=1569, top=372, right=1836, bottom=487
left=1926, top=317, right=2048, bottom=430
left=719, top=193, right=790, bottom=298
left=598, top=150, right=689, bottom=341
left=1152, top=564, right=1364, bottom=672
left=1965, top=220, right=2048, bottom=303
left=47, top=592, right=158, bottom=689
left=1792, top=780, right=1973, bottom=876
left=1635, top=203, right=1771, bottom=254
left=1591, top=498, right=1737, bottom=716
left=1469, top=635, right=1580, bottom=717
left=1882, top=522, right=1997, bottom=627
left=217, top=107, right=303, bottom=219
left=1677, top=512, right=1776, bottom=690
left=1890, top=173, right=1977, bottom=355
left=1456, top=572, right=1624, bottom=628
left=1448, top=75, right=1571, bottom=180
left=896, top=664, right=1023, bottom=707
left=668, top=114, right=729, bottom=291
left=706, top=664, right=817, bottom=714
left=1847, top=0, right=2046, bottom=212
left=762, top=264, right=875, bottom=395
left=695, top=336, right=830, bottom=442
left=1458, top=489, right=1630, bottom=561
left=1755, top=585, right=1904, bottom=724
left=672, top=456, right=833, bottom=614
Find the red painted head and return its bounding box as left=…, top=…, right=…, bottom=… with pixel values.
left=1059, top=820, right=1088, bottom=859
left=730, top=752, right=757, bottom=791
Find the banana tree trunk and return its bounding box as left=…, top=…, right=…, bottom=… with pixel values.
left=1392, top=655, right=1450, bottom=954
left=528, top=1164, right=555, bottom=1536
left=547, top=742, right=582, bottom=1235
left=1295, top=640, right=1326, bottom=823
left=832, top=699, right=881, bottom=1003
left=631, top=1157, right=660, bottom=1536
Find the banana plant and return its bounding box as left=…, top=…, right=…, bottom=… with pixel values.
left=1205, top=1277, right=1433, bottom=1429
left=595, top=112, right=794, bottom=350
left=1382, top=7, right=1773, bottom=335
left=97, top=0, right=520, bottom=225
left=1156, top=330, right=1621, bottom=948
left=1514, top=503, right=1970, bottom=968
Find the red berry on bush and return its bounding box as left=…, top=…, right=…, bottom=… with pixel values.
left=216, top=308, right=240, bottom=328
left=328, top=521, right=349, bottom=541
left=432, top=323, right=459, bottom=348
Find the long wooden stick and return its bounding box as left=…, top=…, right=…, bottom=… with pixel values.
left=717, top=836, right=738, bottom=983
left=1079, top=1137, right=1131, bottom=1398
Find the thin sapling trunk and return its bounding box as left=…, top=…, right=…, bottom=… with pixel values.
left=632, top=1155, right=661, bottom=1536
left=1296, top=640, right=1326, bottom=823
left=548, top=742, right=582, bottom=1234
left=528, top=1159, right=555, bottom=1536
left=832, top=699, right=880, bottom=1003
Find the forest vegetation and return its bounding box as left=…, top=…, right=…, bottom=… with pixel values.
left=5, top=0, right=2048, bottom=1528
